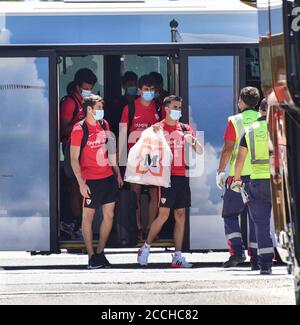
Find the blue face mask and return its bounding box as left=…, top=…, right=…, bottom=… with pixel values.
left=93, top=110, right=104, bottom=121
left=154, top=92, right=160, bottom=99
left=170, top=110, right=182, bottom=121
left=127, top=87, right=137, bottom=96
left=81, top=89, right=92, bottom=98
left=142, top=91, right=155, bottom=102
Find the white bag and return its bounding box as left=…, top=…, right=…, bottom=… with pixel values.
left=125, top=127, right=172, bottom=188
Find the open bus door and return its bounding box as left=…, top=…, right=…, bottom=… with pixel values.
left=0, top=50, right=58, bottom=253
left=179, top=48, right=247, bottom=251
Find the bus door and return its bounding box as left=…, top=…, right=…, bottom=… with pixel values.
left=0, top=50, right=58, bottom=252
left=180, top=49, right=244, bottom=251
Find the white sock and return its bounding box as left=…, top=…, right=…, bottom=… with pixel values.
left=143, top=242, right=151, bottom=250
left=175, top=251, right=182, bottom=259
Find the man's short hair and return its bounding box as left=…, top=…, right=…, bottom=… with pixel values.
left=163, top=95, right=183, bottom=108
left=82, top=94, right=103, bottom=116
left=138, top=74, right=155, bottom=89
left=240, top=87, right=260, bottom=108
left=74, top=68, right=98, bottom=87
left=149, top=72, right=164, bottom=86
left=121, top=71, right=138, bottom=84
left=259, top=98, right=268, bottom=112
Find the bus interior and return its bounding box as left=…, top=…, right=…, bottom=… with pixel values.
left=56, top=45, right=261, bottom=252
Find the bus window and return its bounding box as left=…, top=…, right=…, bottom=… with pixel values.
left=246, top=48, right=261, bottom=90
left=121, top=55, right=169, bottom=93
left=0, top=56, right=51, bottom=251
left=58, top=55, right=104, bottom=99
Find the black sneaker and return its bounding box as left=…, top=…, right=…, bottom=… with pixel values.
left=250, top=259, right=260, bottom=271
left=260, top=268, right=272, bottom=275
left=99, top=253, right=112, bottom=268
left=87, top=254, right=105, bottom=269
left=223, top=255, right=246, bottom=268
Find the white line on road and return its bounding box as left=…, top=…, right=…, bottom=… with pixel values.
left=0, top=288, right=243, bottom=297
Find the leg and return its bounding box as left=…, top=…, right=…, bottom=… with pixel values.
left=147, top=187, right=158, bottom=230
left=247, top=209, right=258, bottom=261
left=224, top=215, right=244, bottom=257
left=222, top=186, right=245, bottom=257
left=248, top=181, right=273, bottom=270
left=82, top=207, right=96, bottom=258
left=173, top=208, right=186, bottom=252
left=130, top=183, right=142, bottom=231
left=146, top=207, right=171, bottom=245
left=248, top=200, right=273, bottom=269
left=97, top=202, right=115, bottom=254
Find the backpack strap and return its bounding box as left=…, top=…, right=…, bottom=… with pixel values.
left=68, top=94, right=81, bottom=122
left=155, top=100, right=163, bottom=121
left=180, top=122, right=188, bottom=133
left=78, top=121, right=89, bottom=161
left=78, top=120, right=110, bottom=161
left=100, top=119, right=109, bottom=144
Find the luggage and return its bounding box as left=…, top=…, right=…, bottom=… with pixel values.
left=125, top=127, right=172, bottom=187
left=114, top=189, right=138, bottom=247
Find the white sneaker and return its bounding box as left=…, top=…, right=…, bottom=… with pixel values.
left=137, top=247, right=150, bottom=266
left=170, top=255, right=193, bottom=268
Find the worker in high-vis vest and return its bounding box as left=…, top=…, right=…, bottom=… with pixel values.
left=217, top=87, right=260, bottom=269
left=232, top=99, right=274, bottom=275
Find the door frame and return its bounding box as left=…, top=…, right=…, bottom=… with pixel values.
left=0, top=49, right=58, bottom=252
left=0, top=44, right=256, bottom=252
left=179, top=48, right=247, bottom=251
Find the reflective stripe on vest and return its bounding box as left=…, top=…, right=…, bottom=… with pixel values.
left=248, top=126, right=270, bottom=165
left=228, top=109, right=260, bottom=176
left=245, top=120, right=270, bottom=180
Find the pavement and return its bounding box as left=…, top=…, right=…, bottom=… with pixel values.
left=0, top=250, right=296, bottom=305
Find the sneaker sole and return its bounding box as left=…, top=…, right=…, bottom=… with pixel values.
left=138, top=262, right=148, bottom=267
left=87, top=265, right=105, bottom=270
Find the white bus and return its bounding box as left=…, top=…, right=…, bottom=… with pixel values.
left=0, top=0, right=260, bottom=253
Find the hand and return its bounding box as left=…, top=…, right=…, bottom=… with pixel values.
left=231, top=179, right=243, bottom=193
left=117, top=174, right=124, bottom=188
left=152, top=123, right=162, bottom=133
left=80, top=183, right=91, bottom=199
left=216, top=172, right=226, bottom=190
left=184, top=134, right=194, bottom=145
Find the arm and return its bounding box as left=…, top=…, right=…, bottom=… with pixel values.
left=217, top=140, right=235, bottom=173
left=192, top=137, right=203, bottom=155
left=70, top=145, right=91, bottom=199
left=60, top=98, right=77, bottom=141
left=61, top=118, right=74, bottom=141
left=118, top=124, right=128, bottom=169
left=184, top=134, right=203, bottom=155
left=107, top=133, right=124, bottom=188
left=234, top=146, right=248, bottom=181
left=118, top=107, right=129, bottom=169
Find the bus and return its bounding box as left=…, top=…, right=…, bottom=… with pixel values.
left=257, top=0, right=300, bottom=305
left=0, top=0, right=260, bottom=254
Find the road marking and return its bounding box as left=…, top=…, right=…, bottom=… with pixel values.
left=0, top=288, right=243, bottom=297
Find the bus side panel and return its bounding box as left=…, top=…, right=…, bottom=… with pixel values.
left=0, top=56, right=51, bottom=251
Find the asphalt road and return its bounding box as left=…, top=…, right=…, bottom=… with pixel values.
left=0, top=250, right=295, bottom=305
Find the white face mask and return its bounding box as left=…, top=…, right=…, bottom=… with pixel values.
left=93, top=110, right=104, bottom=121
left=169, top=110, right=182, bottom=121
left=81, top=89, right=92, bottom=98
